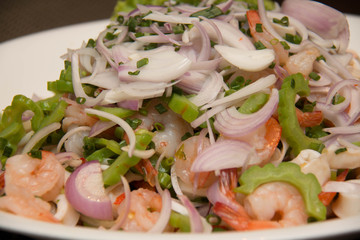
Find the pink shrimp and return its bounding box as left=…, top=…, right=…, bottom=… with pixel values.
left=62, top=99, right=98, bottom=131
left=116, top=188, right=167, bottom=232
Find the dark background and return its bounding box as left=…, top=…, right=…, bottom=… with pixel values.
left=0, top=0, right=359, bottom=239
left=0, top=0, right=359, bottom=43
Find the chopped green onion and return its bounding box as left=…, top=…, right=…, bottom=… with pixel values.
left=280, top=41, right=290, bottom=50
left=206, top=214, right=221, bottom=225
left=173, top=24, right=185, bottom=34
left=154, top=122, right=165, bottom=131
left=335, top=148, right=347, bottom=154
left=255, top=23, right=263, bottom=32
left=105, top=32, right=116, bottom=41
left=144, top=43, right=158, bottom=50
left=285, top=33, right=302, bottom=44
left=136, top=58, right=149, bottom=68
left=76, top=97, right=86, bottom=104
left=332, top=94, right=345, bottom=105
left=161, top=157, right=175, bottom=171
left=309, top=72, right=321, bottom=81
left=154, top=103, right=168, bottom=114
left=254, top=41, right=266, bottom=50
left=190, top=5, right=223, bottom=19
left=269, top=62, right=276, bottom=69
left=128, top=70, right=140, bottom=75
left=181, top=132, right=192, bottom=141
left=316, top=55, right=326, bottom=62
left=86, top=38, right=96, bottom=48
left=273, top=16, right=289, bottom=26
left=27, top=150, right=42, bottom=159
left=125, top=118, right=142, bottom=130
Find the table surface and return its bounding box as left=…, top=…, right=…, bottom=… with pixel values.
left=0, top=0, right=359, bottom=239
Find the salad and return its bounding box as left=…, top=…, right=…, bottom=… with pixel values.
left=0, top=0, right=360, bottom=234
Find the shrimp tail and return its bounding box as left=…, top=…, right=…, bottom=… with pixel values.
left=213, top=202, right=250, bottom=231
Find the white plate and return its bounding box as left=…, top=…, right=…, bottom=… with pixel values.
left=0, top=15, right=360, bottom=240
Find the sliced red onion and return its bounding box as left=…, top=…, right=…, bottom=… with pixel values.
left=191, top=105, right=226, bottom=128
left=170, top=164, right=184, bottom=196
left=84, top=108, right=136, bottom=157
left=325, top=79, right=358, bottom=105
left=178, top=194, right=204, bottom=233
left=117, top=100, right=140, bottom=111
left=149, top=23, right=182, bottom=45
left=177, top=71, right=208, bottom=94
left=128, top=5, right=166, bottom=16
left=111, top=175, right=131, bottom=230
left=322, top=181, right=360, bottom=194
left=57, top=126, right=91, bottom=153
left=191, top=139, right=258, bottom=172
left=281, top=0, right=349, bottom=52
left=214, top=88, right=278, bottom=137
left=192, top=21, right=211, bottom=62
left=189, top=71, right=223, bottom=107
left=217, top=0, right=234, bottom=13
left=21, top=122, right=61, bottom=154
left=21, top=110, right=34, bottom=122
left=215, top=45, right=275, bottom=72
left=89, top=121, right=117, bottom=138
left=199, top=17, right=223, bottom=46
left=117, top=50, right=191, bottom=83
left=65, top=160, right=113, bottom=220
left=201, top=74, right=276, bottom=110
left=148, top=189, right=171, bottom=233
left=323, top=125, right=360, bottom=135
left=190, top=58, right=222, bottom=71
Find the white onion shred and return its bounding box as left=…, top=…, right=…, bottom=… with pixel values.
left=57, top=126, right=91, bottom=153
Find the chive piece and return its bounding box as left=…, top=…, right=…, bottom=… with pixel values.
left=136, top=58, right=149, bottom=68
left=181, top=132, right=192, bottom=141
left=76, top=97, right=86, bottom=104
left=272, top=16, right=289, bottom=26
left=161, top=157, right=175, bottom=171
left=280, top=41, right=290, bottom=50
left=117, top=15, right=124, bottom=25
left=285, top=33, right=302, bottom=44
left=154, top=103, right=168, bottom=114
left=190, top=5, right=223, bottom=18
left=316, top=55, right=326, bottom=62
left=332, top=94, right=345, bottom=105
left=255, top=23, right=263, bottom=32
left=128, top=70, right=140, bottom=75
left=27, top=150, right=42, bottom=159
left=254, top=41, right=266, bottom=50
left=269, top=62, right=276, bottom=69
left=335, top=148, right=347, bottom=154
left=173, top=24, right=185, bottom=34
left=309, top=72, right=321, bottom=81
left=144, top=43, right=158, bottom=50
left=138, top=108, right=148, bottom=116
left=105, top=32, right=116, bottom=41
left=125, top=118, right=142, bottom=130
left=154, top=122, right=165, bottom=131
left=86, top=38, right=96, bottom=48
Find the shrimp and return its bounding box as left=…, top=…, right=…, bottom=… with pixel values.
left=247, top=10, right=289, bottom=65
left=116, top=188, right=166, bottom=232
left=4, top=151, right=65, bottom=201
left=136, top=99, right=193, bottom=158
left=62, top=99, right=98, bottom=131
left=0, top=185, right=59, bottom=223
left=284, top=47, right=320, bottom=77
left=213, top=182, right=308, bottom=231
left=273, top=108, right=323, bottom=128
left=234, top=117, right=282, bottom=164
left=174, top=133, right=217, bottom=191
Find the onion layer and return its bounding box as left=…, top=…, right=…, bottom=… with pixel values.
left=65, top=160, right=113, bottom=220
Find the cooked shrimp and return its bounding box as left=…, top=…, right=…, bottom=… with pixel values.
left=137, top=99, right=193, bottom=158
left=296, top=108, right=323, bottom=128
left=233, top=117, right=282, bottom=164
left=247, top=10, right=289, bottom=65
left=174, top=134, right=217, bottom=190
left=62, top=99, right=98, bottom=131
left=213, top=182, right=308, bottom=231
left=116, top=188, right=166, bottom=232
left=284, top=47, right=320, bottom=77
left=4, top=151, right=65, bottom=201
left=0, top=185, right=59, bottom=223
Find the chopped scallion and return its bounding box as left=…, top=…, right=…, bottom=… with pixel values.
left=136, top=58, right=149, bottom=68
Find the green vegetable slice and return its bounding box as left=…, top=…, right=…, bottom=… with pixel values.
left=234, top=162, right=326, bottom=221
left=278, top=73, right=324, bottom=156
left=168, top=94, right=199, bottom=123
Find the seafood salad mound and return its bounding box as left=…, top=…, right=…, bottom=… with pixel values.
left=1, top=0, right=360, bottom=234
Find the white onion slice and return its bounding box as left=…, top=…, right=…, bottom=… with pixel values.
left=143, top=11, right=200, bottom=24
left=191, top=139, right=258, bottom=172
left=111, top=176, right=131, bottom=230
left=65, top=161, right=113, bottom=220
left=189, top=71, right=223, bottom=106
left=117, top=50, right=191, bottom=83
left=215, top=45, right=275, bottom=72
left=323, top=181, right=360, bottom=194
left=57, top=126, right=91, bottom=153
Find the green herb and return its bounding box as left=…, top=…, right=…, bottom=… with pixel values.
left=190, top=5, right=223, bottom=18
left=76, top=97, right=86, bottom=104
left=144, top=43, right=158, bottom=50
left=273, top=16, right=289, bottom=26
left=280, top=41, right=290, bottom=50
left=136, top=58, right=149, bottom=68
left=173, top=24, right=185, bottom=34
left=128, top=70, right=140, bottom=75
left=154, top=122, right=165, bottom=131
left=86, top=38, right=96, bottom=48
left=27, top=150, right=42, bottom=159
left=255, top=23, right=263, bottom=32
left=254, top=41, right=266, bottom=50
left=285, top=33, right=302, bottom=44
left=105, top=32, right=116, bottom=41
left=309, top=72, right=321, bottom=81
left=332, top=94, right=345, bottom=105
left=316, top=55, right=326, bottom=62
left=335, top=148, right=347, bottom=154
left=154, top=103, right=168, bottom=114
